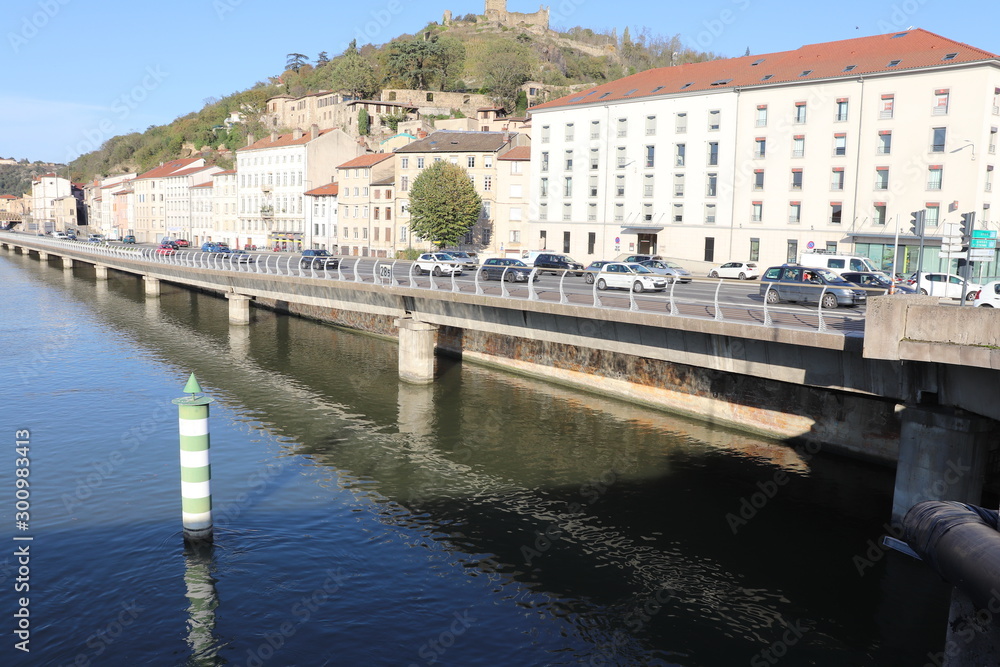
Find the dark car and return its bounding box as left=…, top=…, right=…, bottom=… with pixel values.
left=759, top=266, right=867, bottom=308
left=480, top=258, right=538, bottom=282
left=840, top=271, right=916, bottom=296
left=300, top=249, right=339, bottom=270
left=620, top=254, right=662, bottom=263
left=532, top=253, right=585, bottom=276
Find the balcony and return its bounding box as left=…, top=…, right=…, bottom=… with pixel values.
left=260, top=206, right=274, bottom=219
left=877, top=146, right=891, bottom=155
left=987, top=183, right=993, bottom=193
left=753, top=150, right=766, bottom=159
left=789, top=216, right=801, bottom=224
left=933, top=106, right=948, bottom=115
left=676, top=125, right=687, bottom=133
left=791, top=149, right=804, bottom=158
left=879, top=110, right=893, bottom=119
left=750, top=215, right=762, bottom=222
left=874, top=181, right=889, bottom=190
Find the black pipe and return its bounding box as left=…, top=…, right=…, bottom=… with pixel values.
left=904, top=500, right=1000, bottom=621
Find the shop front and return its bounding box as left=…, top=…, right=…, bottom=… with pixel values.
left=268, top=232, right=304, bottom=252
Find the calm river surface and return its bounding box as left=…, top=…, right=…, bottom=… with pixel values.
left=1, top=250, right=950, bottom=666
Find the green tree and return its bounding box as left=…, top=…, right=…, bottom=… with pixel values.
left=408, top=162, right=482, bottom=248
left=316, top=51, right=330, bottom=66
left=478, top=41, right=534, bottom=113
left=386, top=39, right=443, bottom=90
left=380, top=111, right=408, bottom=132
left=434, top=35, right=466, bottom=91
left=331, top=44, right=378, bottom=99
left=358, top=108, right=370, bottom=135
left=285, top=53, right=309, bottom=73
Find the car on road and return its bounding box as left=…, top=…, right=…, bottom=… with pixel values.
left=122, top=235, right=136, bottom=244
left=640, top=259, right=692, bottom=283
left=532, top=253, right=586, bottom=276
left=154, top=244, right=176, bottom=256
left=66, top=231, right=77, bottom=240
left=972, top=281, right=1000, bottom=307
left=88, top=234, right=106, bottom=243
left=49, top=231, right=69, bottom=239
left=201, top=241, right=231, bottom=253
left=759, top=265, right=866, bottom=308
left=228, top=250, right=255, bottom=264
left=175, top=239, right=190, bottom=247
left=840, top=271, right=916, bottom=296
left=480, top=258, right=537, bottom=282
left=299, top=249, right=339, bottom=270
left=595, top=263, right=668, bottom=293
left=583, top=261, right=611, bottom=285
left=908, top=272, right=981, bottom=300
left=415, top=253, right=462, bottom=276
left=709, top=262, right=759, bottom=280
left=442, top=250, right=478, bottom=270
left=617, top=254, right=662, bottom=263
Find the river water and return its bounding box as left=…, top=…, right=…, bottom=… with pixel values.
left=1, top=250, right=951, bottom=666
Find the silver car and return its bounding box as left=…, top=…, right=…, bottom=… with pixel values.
left=415, top=253, right=463, bottom=277
left=596, top=263, right=668, bottom=292
left=640, top=259, right=692, bottom=283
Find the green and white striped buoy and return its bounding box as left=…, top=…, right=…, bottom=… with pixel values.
left=172, top=374, right=214, bottom=543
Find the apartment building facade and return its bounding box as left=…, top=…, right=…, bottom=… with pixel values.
left=528, top=29, right=1000, bottom=275
left=133, top=159, right=205, bottom=243
left=30, top=173, right=71, bottom=233
left=304, top=183, right=340, bottom=251
left=211, top=170, right=239, bottom=248
left=494, top=145, right=532, bottom=257
left=164, top=165, right=223, bottom=243
left=335, top=153, right=395, bottom=257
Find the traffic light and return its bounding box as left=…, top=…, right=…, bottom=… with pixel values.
left=909, top=210, right=925, bottom=237
left=959, top=211, right=976, bottom=244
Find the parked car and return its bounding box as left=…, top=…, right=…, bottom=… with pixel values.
left=442, top=250, right=478, bottom=270
left=972, top=281, right=1000, bottom=307
left=709, top=262, right=759, bottom=280
left=122, top=235, right=136, bottom=244
left=299, top=249, right=339, bottom=270
left=88, top=234, right=106, bottom=243
left=595, top=263, right=668, bottom=293
left=640, top=259, right=692, bottom=283
left=532, top=253, right=585, bottom=276
left=908, top=272, right=981, bottom=301
left=175, top=239, right=190, bottom=247
left=154, top=244, right=176, bottom=256
left=66, top=231, right=77, bottom=240
left=228, top=250, right=255, bottom=264
left=617, top=254, right=662, bottom=263
left=49, top=231, right=69, bottom=239
left=159, top=240, right=179, bottom=250
left=201, top=241, right=231, bottom=253
left=415, top=253, right=462, bottom=276
left=798, top=252, right=881, bottom=275
left=583, top=261, right=611, bottom=285
left=840, top=271, right=916, bottom=296
left=480, top=258, right=537, bottom=282
left=759, top=265, right=867, bottom=308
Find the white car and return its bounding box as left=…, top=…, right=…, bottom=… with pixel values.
left=973, top=281, right=1000, bottom=307
left=909, top=272, right=981, bottom=301
left=415, top=253, right=463, bottom=277
left=639, top=259, right=692, bottom=283
left=709, top=261, right=759, bottom=280
left=49, top=231, right=69, bottom=239
left=595, top=263, right=668, bottom=293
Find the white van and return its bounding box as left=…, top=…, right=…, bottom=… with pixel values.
left=798, top=252, right=881, bottom=275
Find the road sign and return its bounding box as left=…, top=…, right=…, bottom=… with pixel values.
left=972, top=230, right=998, bottom=239
left=970, top=238, right=996, bottom=249
left=969, top=249, right=997, bottom=261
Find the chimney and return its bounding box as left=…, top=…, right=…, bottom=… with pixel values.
left=270, top=130, right=278, bottom=142
left=246, top=134, right=254, bottom=147
left=310, top=124, right=319, bottom=140
left=293, top=127, right=303, bottom=140
left=417, top=129, right=428, bottom=139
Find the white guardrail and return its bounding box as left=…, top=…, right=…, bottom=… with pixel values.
left=4, top=235, right=866, bottom=336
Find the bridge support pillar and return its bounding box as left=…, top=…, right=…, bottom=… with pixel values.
left=226, top=293, right=252, bottom=325
left=891, top=406, right=992, bottom=524
left=94, top=264, right=108, bottom=280
left=61, top=257, right=73, bottom=270
left=395, top=317, right=437, bottom=384
left=19, top=246, right=30, bottom=254
left=38, top=251, right=48, bottom=261
left=144, top=276, right=160, bottom=297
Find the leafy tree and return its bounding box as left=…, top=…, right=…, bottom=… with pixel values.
left=380, top=111, right=408, bottom=132
left=386, top=39, right=443, bottom=90
left=286, top=53, right=309, bottom=73
left=477, top=41, right=534, bottom=113
left=316, top=51, right=330, bottom=66
left=330, top=47, right=378, bottom=99
left=408, top=161, right=482, bottom=248
left=514, top=90, right=528, bottom=116
left=434, top=35, right=466, bottom=91
left=358, top=108, right=370, bottom=135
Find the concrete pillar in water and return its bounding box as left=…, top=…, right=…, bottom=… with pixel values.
left=19, top=246, right=30, bottom=254
left=144, top=276, right=160, bottom=297
left=38, top=251, right=48, bottom=261
left=395, top=317, right=438, bottom=384
left=94, top=264, right=109, bottom=280
left=891, top=406, right=992, bottom=524
left=172, top=374, right=214, bottom=543
left=226, top=293, right=252, bottom=325
left=61, top=256, right=73, bottom=269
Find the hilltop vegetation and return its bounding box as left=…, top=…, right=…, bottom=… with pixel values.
left=66, top=14, right=717, bottom=183
left=0, top=162, right=66, bottom=197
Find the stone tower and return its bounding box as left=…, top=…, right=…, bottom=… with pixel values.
left=484, top=0, right=507, bottom=22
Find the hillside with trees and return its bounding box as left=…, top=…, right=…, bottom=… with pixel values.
left=0, top=161, right=67, bottom=196
left=65, top=14, right=717, bottom=182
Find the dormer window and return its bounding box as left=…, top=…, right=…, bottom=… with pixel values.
left=681, top=82, right=694, bottom=89
left=891, top=32, right=908, bottom=38
left=887, top=59, right=901, bottom=67
left=843, top=64, right=857, bottom=72
left=800, top=70, right=813, bottom=77
left=751, top=58, right=765, bottom=66
left=761, top=74, right=774, bottom=81
left=942, top=52, right=958, bottom=61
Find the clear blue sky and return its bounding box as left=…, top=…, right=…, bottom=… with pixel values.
left=2, top=0, right=997, bottom=166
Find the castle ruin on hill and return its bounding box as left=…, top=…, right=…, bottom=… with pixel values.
left=446, top=0, right=549, bottom=30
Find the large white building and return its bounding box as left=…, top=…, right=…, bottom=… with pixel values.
left=528, top=29, right=1000, bottom=277
left=30, top=173, right=71, bottom=234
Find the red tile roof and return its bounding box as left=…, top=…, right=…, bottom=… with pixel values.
left=213, top=169, right=237, bottom=175
left=498, top=146, right=531, bottom=161
left=336, top=153, right=394, bottom=169
left=305, top=183, right=340, bottom=196
left=136, top=158, right=202, bottom=180
left=0, top=194, right=17, bottom=199
left=532, top=29, right=999, bottom=111
left=168, top=166, right=216, bottom=177
left=191, top=182, right=213, bottom=188
left=239, top=128, right=337, bottom=151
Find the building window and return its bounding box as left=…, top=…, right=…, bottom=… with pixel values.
left=589, top=175, right=598, bottom=197
left=509, top=207, right=522, bottom=221
left=789, top=202, right=801, bottom=224
left=541, top=125, right=550, bottom=143
left=510, top=184, right=523, bottom=198
left=565, top=123, right=574, bottom=141
left=875, top=168, right=889, bottom=190
left=755, top=105, right=768, bottom=127
left=590, top=149, right=599, bottom=170
left=588, top=203, right=597, bottom=221
left=750, top=238, right=760, bottom=262
left=874, top=203, right=887, bottom=225
left=467, top=156, right=476, bottom=168
left=705, top=204, right=717, bottom=224
left=704, top=236, right=715, bottom=262
left=642, top=203, right=653, bottom=222
left=708, top=142, right=719, bottom=166
left=786, top=239, right=799, bottom=263
left=539, top=203, right=548, bottom=220
left=751, top=202, right=763, bottom=222
left=417, top=157, right=425, bottom=169
left=643, top=174, right=654, bottom=197
left=831, top=169, right=845, bottom=190
left=563, top=231, right=571, bottom=252
left=484, top=156, right=493, bottom=168
left=931, top=127, right=946, bottom=152
left=673, top=203, right=683, bottom=223
left=509, top=230, right=520, bottom=243
left=753, top=170, right=764, bottom=190
left=708, top=110, right=720, bottom=131
left=835, top=99, right=849, bottom=122
left=540, top=177, right=549, bottom=197
left=878, top=131, right=892, bottom=155
left=676, top=112, right=687, bottom=133
left=564, top=177, right=573, bottom=197
left=401, top=176, right=409, bottom=192
left=645, top=115, right=657, bottom=136
left=483, top=176, right=492, bottom=191
left=794, top=102, right=807, bottom=124
left=614, top=203, right=624, bottom=222
left=989, top=127, right=997, bottom=154
left=565, top=150, right=574, bottom=170
left=541, top=152, right=549, bottom=172
left=925, top=204, right=940, bottom=227
left=400, top=157, right=409, bottom=169
left=590, top=120, right=600, bottom=140
left=830, top=203, right=843, bottom=224
left=834, top=134, right=847, bottom=156
left=588, top=232, right=596, bottom=253
left=706, top=173, right=717, bottom=197
left=880, top=94, right=894, bottom=119
left=645, top=145, right=655, bottom=168
left=791, top=169, right=803, bottom=190
left=562, top=203, right=572, bottom=221
left=934, top=90, right=949, bottom=115
left=673, top=173, right=685, bottom=197
left=616, top=146, right=627, bottom=168
left=754, top=138, right=766, bottom=159
left=675, top=143, right=685, bottom=167
left=792, top=136, right=805, bottom=158
left=617, top=117, right=628, bottom=138
left=615, top=174, right=625, bottom=197
left=927, top=166, right=943, bottom=190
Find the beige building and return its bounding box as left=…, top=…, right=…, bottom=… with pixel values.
left=335, top=153, right=396, bottom=257
left=29, top=173, right=70, bottom=234
left=133, top=159, right=205, bottom=243
left=528, top=29, right=1000, bottom=276
left=210, top=170, right=239, bottom=248
left=494, top=145, right=532, bottom=257
left=163, top=165, right=223, bottom=243
left=304, top=182, right=340, bottom=251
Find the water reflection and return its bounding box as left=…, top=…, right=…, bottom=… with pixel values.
left=183, top=542, right=220, bottom=665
